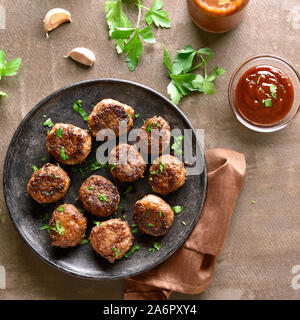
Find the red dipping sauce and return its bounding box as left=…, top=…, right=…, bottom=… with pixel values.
left=236, top=66, right=294, bottom=125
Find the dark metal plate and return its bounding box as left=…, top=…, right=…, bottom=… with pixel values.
left=3, top=79, right=207, bottom=280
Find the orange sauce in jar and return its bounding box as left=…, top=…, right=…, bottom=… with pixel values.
left=187, top=0, right=250, bottom=33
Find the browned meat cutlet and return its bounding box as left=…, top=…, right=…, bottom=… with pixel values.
left=89, top=218, right=133, bottom=263
left=136, top=116, right=171, bottom=155
left=27, top=163, right=70, bottom=204
left=133, top=194, right=174, bottom=237
left=46, top=123, right=92, bottom=165
left=49, top=204, right=87, bottom=248
left=149, top=155, right=186, bottom=195
left=78, top=175, right=120, bottom=217
left=88, top=99, right=134, bottom=138
left=108, top=144, right=146, bottom=183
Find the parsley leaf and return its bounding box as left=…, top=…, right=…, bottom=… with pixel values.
left=0, top=91, right=7, bottom=99
left=80, top=238, right=89, bottom=245
left=73, top=100, right=88, bottom=122
left=269, top=84, right=277, bottom=99
left=123, top=30, right=143, bottom=72
left=159, top=161, right=165, bottom=172
left=143, top=0, right=171, bottom=28
left=0, top=50, right=22, bottom=80
left=105, top=0, right=132, bottom=54
left=139, top=25, right=156, bottom=44
left=163, top=45, right=225, bottom=105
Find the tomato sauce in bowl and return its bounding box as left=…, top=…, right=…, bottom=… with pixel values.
left=236, top=66, right=294, bottom=125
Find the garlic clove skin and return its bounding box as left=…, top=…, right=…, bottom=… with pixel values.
left=66, top=48, right=96, bottom=67
left=43, top=8, right=72, bottom=38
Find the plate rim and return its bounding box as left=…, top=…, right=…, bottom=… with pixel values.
left=3, top=78, right=207, bottom=280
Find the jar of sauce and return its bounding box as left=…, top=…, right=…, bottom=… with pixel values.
left=187, top=0, right=250, bottom=33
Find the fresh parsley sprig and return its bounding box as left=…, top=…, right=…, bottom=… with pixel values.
left=0, top=49, right=22, bottom=99
left=105, top=0, right=170, bottom=71
left=163, top=45, right=226, bottom=105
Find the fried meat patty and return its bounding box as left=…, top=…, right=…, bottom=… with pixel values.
left=133, top=194, right=174, bottom=236
left=49, top=204, right=87, bottom=248
left=27, top=163, right=70, bottom=203
left=149, top=155, right=186, bottom=195
left=89, top=218, right=133, bottom=263
left=46, top=123, right=92, bottom=165
left=78, top=175, right=120, bottom=217
left=108, top=144, right=146, bottom=182
left=88, top=99, right=134, bottom=138
left=136, top=116, right=171, bottom=154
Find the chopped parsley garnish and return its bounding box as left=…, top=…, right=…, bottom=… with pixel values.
left=153, top=242, right=161, bottom=250
left=134, top=113, right=140, bottom=118
left=56, top=128, right=62, bottom=138
left=39, top=213, right=48, bottom=223
left=123, top=185, right=133, bottom=195
left=171, top=135, right=184, bottom=156
left=94, top=221, right=103, bottom=227
left=151, top=170, right=159, bottom=175
left=87, top=186, right=94, bottom=190
left=122, top=215, right=127, bottom=219
left=159, top=161, right=165, bottom=172
left=99, top=194, right=108, bottom=202
left=148, top=223, right=154, bottom=227
left=181, top=221, right=186, bottom=226
left=53, top=174, right=58, bottom=179
left=257, top=76, right=261, bottom=85
left=79, top=168, right=85, bottom=177
left=110, top=163, right=117, bottom=171
left=132, top=228, right=138, bottom=234
left=41, top=221, right=65, bottom=235
left=149, top=241, right=162, bottom=252
left=146, top=120, right=153, bottom=132
left=112, top=246, right=120, bottom=257
left=43, top=118, right=54, bottom=128
left=32, top=165, right=38, bottom=173
left=41, top=157, right=47, bottom=161
left=172, top=206, right=183, bottom=214
left=58, top=206, right=64, bottom=212
left=269, top=84, right=277, bottom=99
left=159, top=210, right=162, bottom=217
left=80, top=238, right=89, bottom=245
left=155, top=123, right=161, bottom=128
left=73, top=100, right=88, bottom=122
left=53, top=220, right=65, bottom=235
left=90, top=161, right=109, bottom=172
left=262, top=98, right=272, bottom=107
left=60, top=146, right=69, bottom=160
left=124, top=245, right=140, bottom=258
left=149, top=177, right=152, bottom=181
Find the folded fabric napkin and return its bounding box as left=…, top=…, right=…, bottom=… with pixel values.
left=124, top=148, right=246, bottom=300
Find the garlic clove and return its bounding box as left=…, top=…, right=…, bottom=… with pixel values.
left=66, top=48, right=96, bottom=67
left=43, top=8, right=71, bottom=38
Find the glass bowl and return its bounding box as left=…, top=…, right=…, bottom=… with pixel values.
left=228, top=55, right=300, bottom=132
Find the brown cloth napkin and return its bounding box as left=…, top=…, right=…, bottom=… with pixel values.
left=124, top=148, right=246, bottom=300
